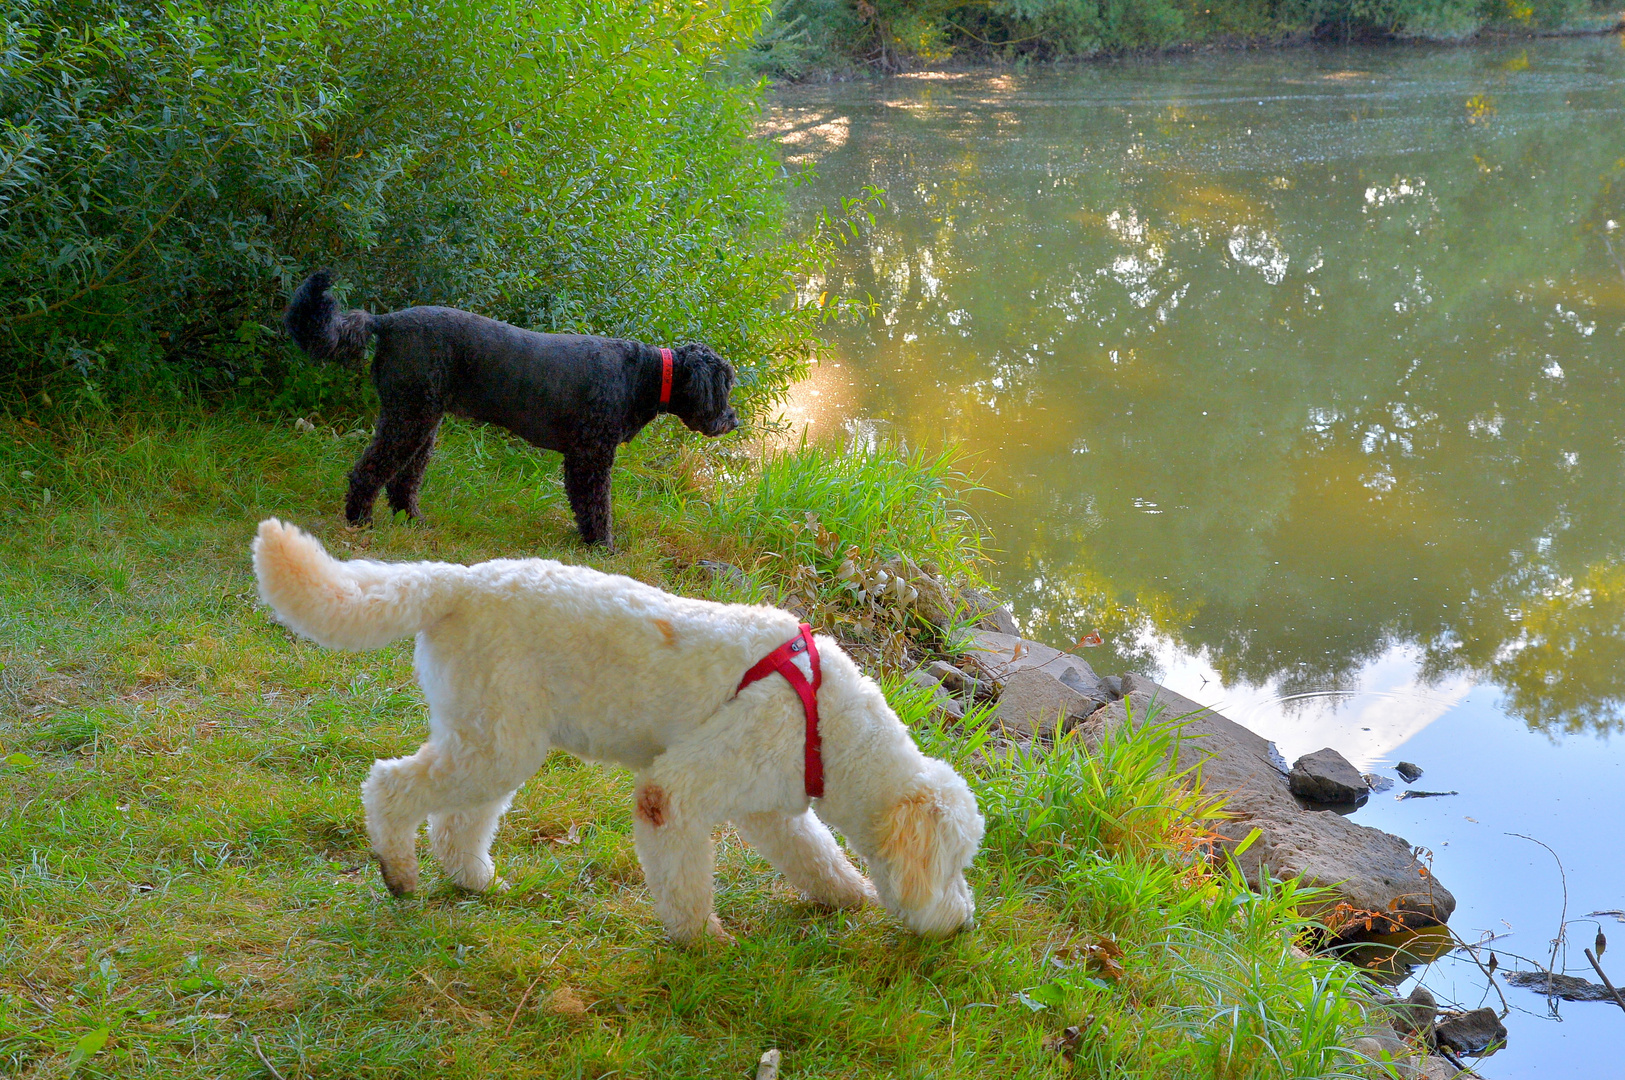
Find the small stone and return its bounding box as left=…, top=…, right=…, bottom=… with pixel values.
left=1363, top=773, right=1395, bottom=793
left=1396, top=761, right=1424, bottom=783
left=696, top=560, right=746, bottom=588
left=1433, top=1007, right=1507, bottom=1054
left=1348, top=1034, right=1409, bottom=1063
left=1055, top=660, right=1107, bottom=704
left=1418, top=1056, right=1458, bottom=1080
left=1289, top=748, right=1369, bottom=805
left=1391, top=985, right=1437, bottom=1037
left=923, top=660, right=966, bottom=693
left=906, top=669, right=964, bottom=720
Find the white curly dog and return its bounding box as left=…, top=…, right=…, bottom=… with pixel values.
left=252, top=519, right=983, bottom=942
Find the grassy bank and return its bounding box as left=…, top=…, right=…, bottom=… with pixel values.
left=747, top=0, right=1622, bottom=76
left=0, top=408, right=1415, bottom=1078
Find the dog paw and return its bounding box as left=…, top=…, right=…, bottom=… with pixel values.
left=702, top=915, right=737, bottom=946
left=374, top=853, right=419, bottom=896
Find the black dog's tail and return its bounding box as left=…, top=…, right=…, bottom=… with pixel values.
left=285, top=270, right=376, bottom=364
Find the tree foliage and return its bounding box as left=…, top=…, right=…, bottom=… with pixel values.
left=751, top=0, right=1617, bottom=73
left=0, top=0, right=819, bottom=414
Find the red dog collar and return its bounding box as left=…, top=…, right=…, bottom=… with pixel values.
left=659, top=347, right=673, bottom=405
left=736, top=624, right=824, bottom=797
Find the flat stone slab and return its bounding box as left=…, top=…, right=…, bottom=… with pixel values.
left=994, top=668, right=1096, bottom=737
left=1076, top=676, right=1455, bottom=934
left=963, top=631, right=1105, bottom=703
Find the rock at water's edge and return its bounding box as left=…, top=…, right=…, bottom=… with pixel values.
left=959, top=587, right=1020, bottom=636
left=1433, top=1008, right=1507, bottom=1054
left=963, top=631, right=1104, bottom=706
left=1077, top=676, right=1455, bottom=933
left=1390, top=985, right=1438, bottom=1038
left=1289, top=747, right=1369, bottom=805
left=995, top=668, right=1098, bottom=737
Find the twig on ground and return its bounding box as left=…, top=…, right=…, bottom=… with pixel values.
left=504, top=944, right=569, bottom=1035
left=1584, top=948, right=1625, bottom=1016
left=251, top=1035, right=287, bottom=1080
left=755, top=1048, right=781, bottom=1080
left=506, top=969, right=549, bottom=1035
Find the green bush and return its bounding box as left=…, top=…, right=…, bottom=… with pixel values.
left=750, top=0, right=1618, bottom=72
left=0, top=0, right=818, bottom=414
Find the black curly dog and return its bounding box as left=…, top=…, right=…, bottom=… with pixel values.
left=284, top=271, right=738, bottom=548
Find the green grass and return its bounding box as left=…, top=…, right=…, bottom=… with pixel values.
left=1, top=407, right=1407, bottom=1078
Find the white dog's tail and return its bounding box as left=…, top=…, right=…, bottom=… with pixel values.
left=252, top=518, right=464, bottom=650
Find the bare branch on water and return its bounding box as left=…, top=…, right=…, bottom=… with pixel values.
left=1583, top=949, right=1625, bottom=1016
left=1507, top=832, right=1569, bottom=977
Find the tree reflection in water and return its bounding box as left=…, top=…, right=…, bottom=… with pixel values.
left=775, top=40, right=1625, bottom=736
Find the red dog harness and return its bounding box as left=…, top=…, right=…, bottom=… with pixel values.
left=659, top=347, right=673, bottom=405
left=736, top=623, right=824, bottom=798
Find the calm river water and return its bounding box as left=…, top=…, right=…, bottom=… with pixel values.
left=773, top=37, right=1624, bottom=1078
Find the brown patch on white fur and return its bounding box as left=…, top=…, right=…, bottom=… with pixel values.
left=653, top=618, right=676, bottom=647
left=879, top=790, right=941, bottom=907
left=635, top=784, right=667, bottom=828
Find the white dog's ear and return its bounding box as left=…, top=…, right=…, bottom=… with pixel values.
left=879, top=789, right=943, bottom=907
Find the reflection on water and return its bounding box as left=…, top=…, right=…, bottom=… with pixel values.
left=776, top=39, right=1625, bottom=738
left=1154, top=641, right=1475, bottom=772
left=774, top=39, right=1625, bottom=1077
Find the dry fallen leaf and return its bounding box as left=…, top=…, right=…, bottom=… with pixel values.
left=548, top=987, right=588, bottom=1016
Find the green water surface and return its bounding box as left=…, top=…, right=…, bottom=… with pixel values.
left=775, top=37, right=1625, bottom=1077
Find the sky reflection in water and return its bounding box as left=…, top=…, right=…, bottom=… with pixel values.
left=773, top=38, right=1625, bottom=1077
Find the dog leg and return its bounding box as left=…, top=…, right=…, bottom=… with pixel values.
left=734, top=809, right=876, bottom=910
left=562, top=450, right=616, bottom=549
left=428, top=790, right=514, bottom=893
left=361, top=740, right=519, bottom=897
left=347, top=406, right=438, bottom=525
left=385, top=417, right=441, bottom=520
left=630, top=780, right=728, bottom=943
left=361, top=747, right=438, bottom=896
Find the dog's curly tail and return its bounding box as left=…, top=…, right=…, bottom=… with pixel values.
left=252, top=519, right=463, bottom=651
left=285, top=269, right=375, bottom=364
